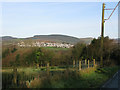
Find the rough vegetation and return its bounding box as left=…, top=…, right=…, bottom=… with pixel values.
left=2, top=36, right=120, bottom=88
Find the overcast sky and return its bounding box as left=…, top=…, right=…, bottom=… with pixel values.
left=2, top=2, right=118, bottom=38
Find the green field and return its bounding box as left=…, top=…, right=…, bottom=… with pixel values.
left=2, top=66, right=120, bottom=88
left=43, top=47, right=69, bottom=51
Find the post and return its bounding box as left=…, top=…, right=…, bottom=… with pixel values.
left=73, top=60, right=75, bottom=68
left=46, top=62, right=50, bottom=75
left=88, top=60, right=89, bottom=68
left=37, top=64, right=39, bottom=68
left=100, top=3, right=105, bottom=67
left=13, top=68, right=17, bottom=84
left=79, top=60, right=82, bottom=71
left=93, top=59, right=95, bottom=67
left=85, top=59, right=87, bottom=65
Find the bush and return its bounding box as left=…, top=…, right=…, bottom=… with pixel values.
left=11, top=48, right=17, bottom=53
left=41, top=68, right=45, bottom=71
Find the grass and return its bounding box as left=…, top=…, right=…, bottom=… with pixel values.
left=43, top=47, right=69, bottom=51
left=2, top=65, right=120, bottom=88
left=2, top=66, right=67, bottom=74
left=29, top=66, right=119, bottom=88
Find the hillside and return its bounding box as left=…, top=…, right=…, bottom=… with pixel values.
left=27, top=34, right=84, bottom=44
left=1, top=36, right=17, bottom=40
left=2, top=34, right=93, bottom=45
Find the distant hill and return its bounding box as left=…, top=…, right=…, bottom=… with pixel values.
left=2, top=36, right=17, bottom=40
left=2, top=34, right=93, bottom=45
left=27, top=34, right=84, bottom=44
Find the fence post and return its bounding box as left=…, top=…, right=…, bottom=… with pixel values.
left=85, top=59, right=87, bottom=65
left=13, top=68, right=17, bottom=84
left=79, top=60, right=82, bottom=71
left=73, top=60, right=75, bottom=68
left=93, top=59, right=95, bottom=67
left=88, top=60, right=89, bottom=68
left=46, top=62, right=50, bottom=75
left=36, top=64, right=39, bottom=68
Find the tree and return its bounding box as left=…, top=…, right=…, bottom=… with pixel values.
left=87, top=38, right=101, bottom=61
left=110, top=45, right=120, bottom=65
left=15, top=54, right=20, bottom=66
left=11, top=47, right=17, bottom=53
left=72, top=43, right=86, bottom=60
left=41, top=48, right=54, bottom=75
left=25, top=49, right=36, bottom=67
left=87, top=36, right=115, bottom=66
left=71, top=43, right=86, bottom=69
left=35, top=48, right=44, bottom=68
left=103, top=36, right=114, bottom=61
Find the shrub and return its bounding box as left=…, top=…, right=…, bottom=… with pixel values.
left=11, top=48, right=17, bottom=53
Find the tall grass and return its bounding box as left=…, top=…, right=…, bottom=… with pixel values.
left=29, top=66, right=119, bottom=88
left=2, top=66, right=119, bottom=88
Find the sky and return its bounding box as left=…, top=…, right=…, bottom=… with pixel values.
left=1, top=2, right=118, bottom=38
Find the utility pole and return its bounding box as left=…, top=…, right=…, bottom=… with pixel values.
left=100, top=1, right=120, bottom=67
left=100, top=3, right=105, bottom=67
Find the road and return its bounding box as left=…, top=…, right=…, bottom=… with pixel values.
left=101, top=70, right=120, bottom=90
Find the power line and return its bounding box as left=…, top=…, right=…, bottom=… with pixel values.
left=104, top=1, right=120, bottom=21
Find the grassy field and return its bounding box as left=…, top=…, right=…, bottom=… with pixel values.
left=43, top=47, right=69, bottom=51
left=2, top=65, right=120, bottom=88
left=2, top=66, right=69, bottom=74
left=33, top=66, right=119, bottom=88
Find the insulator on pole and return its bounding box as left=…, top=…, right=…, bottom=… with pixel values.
left=104, top=8, right=114, bottom=10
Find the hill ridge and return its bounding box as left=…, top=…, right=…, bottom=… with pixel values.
left=2, top=34, right=93, bottom=44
